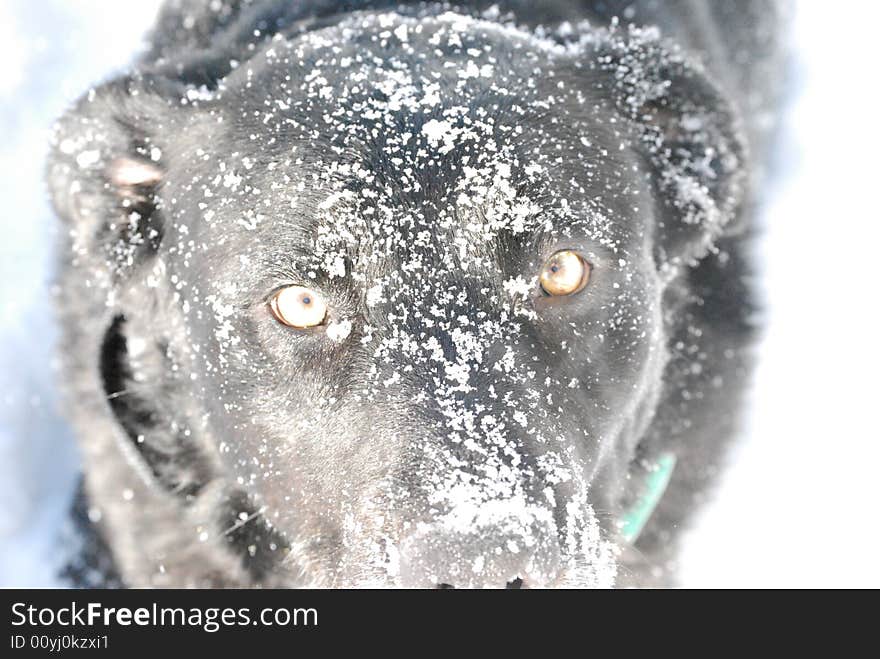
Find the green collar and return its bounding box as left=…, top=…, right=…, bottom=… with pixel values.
left=618, top=453, right=677, bottom=544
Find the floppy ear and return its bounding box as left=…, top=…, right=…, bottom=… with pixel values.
left=588, top=26, right=747, bottom=271
left=47, top=74, right=188, bottom=281
left=48, top=75, right=218, bottom=498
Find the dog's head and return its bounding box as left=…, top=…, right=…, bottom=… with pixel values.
left=48, top=12, right=744, bottom=587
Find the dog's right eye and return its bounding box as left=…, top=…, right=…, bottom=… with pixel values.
left=269, top=286, right=328, bottom=328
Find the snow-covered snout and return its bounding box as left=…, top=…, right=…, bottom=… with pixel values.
left=246, top=256, right=659, bottom=588
left=47, top=10, right=745, bottom=587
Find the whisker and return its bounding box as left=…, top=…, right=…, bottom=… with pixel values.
left=218, top=506, right=266, bottom=537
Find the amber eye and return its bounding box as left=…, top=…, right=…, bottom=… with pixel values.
left=539, top=250, right=591, bottom=296
left=269, top=286, right=328, bottom=328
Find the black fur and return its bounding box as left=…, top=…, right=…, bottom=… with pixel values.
left=49, top=1, right=786, bottom=587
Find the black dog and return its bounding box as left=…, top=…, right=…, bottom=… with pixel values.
left=48, top=0, right=785, bottom=587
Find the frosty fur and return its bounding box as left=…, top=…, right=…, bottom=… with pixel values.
left=47, top=1, right=785, bottom=587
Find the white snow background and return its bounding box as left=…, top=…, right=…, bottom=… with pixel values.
left=1, top=1, right=877, bottom=587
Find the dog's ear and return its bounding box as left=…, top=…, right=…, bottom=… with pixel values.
left=584, top=26, right=747, bottom=272
left=49, top=75, right=218, bottom=498
left=47, top=74, right=189, bottom=280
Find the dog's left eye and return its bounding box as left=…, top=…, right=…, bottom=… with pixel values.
left=539, top=250, right=591, bottom=296
left=269, top=286, right=328, bottom=328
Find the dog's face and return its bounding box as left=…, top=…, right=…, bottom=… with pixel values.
left=49, top=13, right=743, bottom=587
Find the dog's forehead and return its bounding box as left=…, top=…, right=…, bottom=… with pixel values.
left=171, top=11, right=646, bottom=307
left=191, top=13, right=638, bottom=286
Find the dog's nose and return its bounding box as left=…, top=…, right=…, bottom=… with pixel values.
left=397, top=513, right=562, bottom=588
